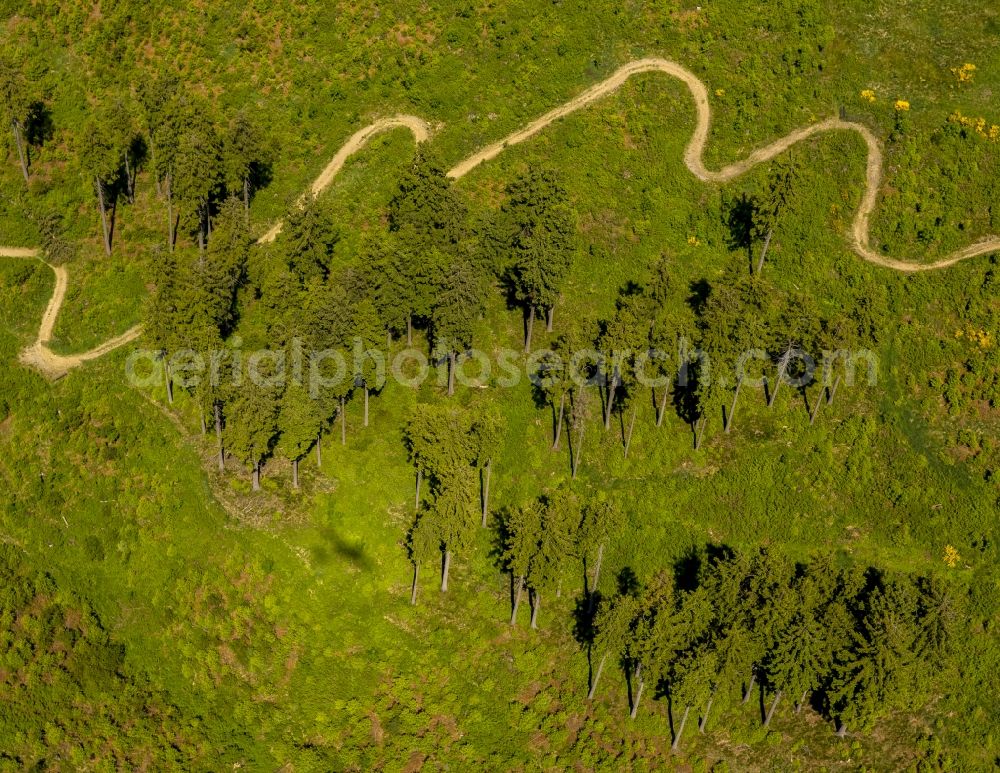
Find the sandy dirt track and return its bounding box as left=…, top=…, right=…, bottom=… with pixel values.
left=4, top=57, right=999, bottom=378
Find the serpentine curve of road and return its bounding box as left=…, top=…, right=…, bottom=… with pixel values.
left=3, top=56, right=999, bottom=379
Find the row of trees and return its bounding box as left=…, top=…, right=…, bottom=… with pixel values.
left=144, top=145, right=583, bottom=490
left=1, top=50, right=272, bottom=257
left=527, top=258, right=868, bottom=479
left=584, top=548, right=955, bottom=748
left=80, top=78, right=272, bottom=255
left=404, top=404, right=506, bottom=599
left=404, top=472, right=956, bottom=747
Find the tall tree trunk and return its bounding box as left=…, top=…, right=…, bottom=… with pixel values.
left=524, top=305, right=535, bottom=353
left=603, top=374, right=618, bottom=430
left=440, top=549, right=451, bottom=592
left=587, top=542, right=604, bottom=616
left=836, top=722, right=848, bottom=738
left=695, top=415, right=707, bottom=450
left=630, top=662, right=644, bottom=719
left=756, top=227, right=773, bottom=275
left=199, top=413, right=207, bottom=435
left=12, top=121, right=29, bottom=183
left=406, top=314, right=413, bottom=346
left=480, top=458, right=492, bottom=527
left=588, top=652, right=607, bottom=700
left=166, top=174, right=175, bottom=251
left=415, top=468, right=422, bottom=511
left=363, top=385, right=369, bottom=427
left=164, top=358, right=173, bottom=404
left=763, top=689, right=782, bottom=727
left=252, top=460, right=260, bottom=491
left=546, top=306, right=554, bottom=333
left=572, top=420, right=584, bottom=479
left=810, top=384, right=824, bottom=424
left=315, top=434, right=322, bottom=466
left=672, top=705, right=690, bottom=751
left=243, top=175, right=250, bottom=224
left=214, top=403, right=224, bottom=471
left=197, top=204, right=206, bottom=253
left=768, top=351, right=789, bottom=408
left=699, top=694, right=714, bottom=732
left=529, top=589, right=540, bottom=629
left=510, top=574, right=523, bottom=625
left=623, top=405, right=637, bottom=458
left=725, top=376, right=742, bottom=433
left=447, top=351, right=456, bottom=396
left=553, top=393, right=566, bottom=450
left=742, top=671, right=756, bottom=704
left=292, top=458, right=299, bottom=488
left=410, top=563, right=419, bottom=605
left=796, top=690, right=808, bottom=714
left=827, top=375, right=841, bottom=406
left=123, top=151, right=134, bottom=203
left=656, top=386, right=669, bottom=427
left=340, top=397, right=346, bottom=444
left=96, top=177, right=112, bottom=255
left=151, top=142, right=161, bottom=197
left=592, top=543, right=605, bottom=597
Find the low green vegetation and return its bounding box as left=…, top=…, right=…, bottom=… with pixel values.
left=1, top=0, right=999, bottom=769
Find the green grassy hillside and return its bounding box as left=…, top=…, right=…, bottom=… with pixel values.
left=1, top=1, right=998, bottom=769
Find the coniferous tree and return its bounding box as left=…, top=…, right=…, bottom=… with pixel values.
left=224, top=111, right=271, bottom=222
left=598, top=295, right=647, bottom=433
left=223, top=377, right=280, bottom=491
left=426, top=464, right=479, bottom=592
left=752, top=155, right=802, bottom=274
left=78, top=115, right=120, bottom=255
left=280, top=193, right=339, bottom=283
left=588, top=591, right=638, bottom=700
left=406, top=514, right=441, bottom=606
left=136, top=72, right=180, bottom=199
left=500, top=502, right=542, bottom=625
left=693, top=362, right=727, bottom=450
left=105, top=96, right=141, bottom=204
left=431, top=260, right=483, bottom=396
left=276, top=380, right=325, bottom=488
left=525, top=489, right=578, bottom=629
left=471, top=408, right=505, bottom=527
left=663, top=588, right=715, bottom=749
left=362, top=235, right=419, bottom=344
left=0, top=50, right=33, bottom=183
left=172, top=100, right=222, bottom=253
left=388, top=147, right=467, bottom=251
left=497, top=169, right=576, bottom=352
left=577, top=499, right=623, bottom=612
left=536, top=340, right=574, bottom=449
left=569, top=380, right=595, bottom=479
left=827, top=579, right=926, bottom=737
left=145, top=247, right=184, bottom=403
left=351, top=298, right=385, bottom=427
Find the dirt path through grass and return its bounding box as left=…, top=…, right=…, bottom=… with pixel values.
left=5, top=57, right=999, bottom=377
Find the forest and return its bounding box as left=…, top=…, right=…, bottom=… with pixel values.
left=1, top=0, right=999, bottom=769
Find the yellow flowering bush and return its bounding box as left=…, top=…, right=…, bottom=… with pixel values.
left=943, top=545, right=960, bottom=568
left=714, top=88, right=725, bottom=97
left=947, top=110, right=1000, bottom=143
left=687, top=235, right=701, bottom=246
left=951, top=63, right=976, bottom=83
left=955, top=326, right=993, bottom=349
left=894, top=99, right=910, bottom=112
left=860, top=89, right=876, bottom=103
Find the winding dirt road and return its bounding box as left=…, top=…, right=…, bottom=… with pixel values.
left=3, top=56, right=999, bottom=378
left=0, top=247, right=142, bottom=379
left=258, top=115, right=431, bottom=243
